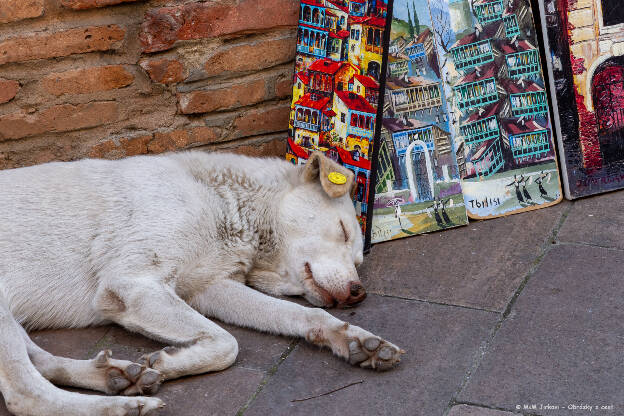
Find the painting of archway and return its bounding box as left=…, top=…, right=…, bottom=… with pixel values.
left=592, top=58, right=624, bottom=165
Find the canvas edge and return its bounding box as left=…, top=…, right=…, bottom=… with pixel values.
left=536, top=0, right=575, bottom=200
left=364, top=0, right=395, bottom=253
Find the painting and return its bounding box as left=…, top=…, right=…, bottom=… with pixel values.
left=285, top=0, right=391, bottom=245
left=539, top=0, right=624, bottom=198
left=431, top=0, right=563, bottom=219
left=370, top=0, right=469, bottom=244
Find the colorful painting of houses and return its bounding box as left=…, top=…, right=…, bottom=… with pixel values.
left=439, top=0, right=562, bottom=218
left=286, top=0, right=390, bottom=235
left=370, top=0, right=468, bottom=244
left=539, top=0, right=624, bottom=198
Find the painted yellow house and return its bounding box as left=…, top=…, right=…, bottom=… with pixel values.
left=348, top=15, right=385, bottom=80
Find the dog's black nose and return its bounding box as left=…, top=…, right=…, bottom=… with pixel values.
left=350, top=283, right=365, bottom=297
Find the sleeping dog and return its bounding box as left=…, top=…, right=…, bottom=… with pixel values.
left=0, top=151, right=403, bottom=416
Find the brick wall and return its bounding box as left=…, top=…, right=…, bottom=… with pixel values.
left=0, top=0, right=298, bottom=170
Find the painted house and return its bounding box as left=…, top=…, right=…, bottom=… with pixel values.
left=502, top=79, right=548, bottom=118
left=501, top=119, right=552, bottom=165
left=348, top=15, right=385, bottom=79
left=453, top=64, right=502, bottom=113
left=333, top=90, right=377, bottom=158
left=351, top=74, right=380, bottom=106
left=306, top=58, right=358, bottom=100
left=501, top=40, right=541, bottom=80
left=293, top=93, right=333, bottom=149
left=385, top=75, right=443, bottom=118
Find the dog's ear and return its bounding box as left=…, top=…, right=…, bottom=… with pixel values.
left=300, top=152, right=355, bottom=198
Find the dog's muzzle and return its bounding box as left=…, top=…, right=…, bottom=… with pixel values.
left=338, top=281, right=367, bottom=308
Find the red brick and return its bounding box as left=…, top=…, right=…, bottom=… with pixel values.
left=140, top=0, right=299, bottom=53
left=275, top=75, right=293, bottom=99
left=0, top=25, right=125, bottom=65
left=0, top=102, right=118, bottom=141
left=0, top=0, right=44, bottom=24
left=42, top=65, right=133, bottom=96
left=140, top=59, right=184, bottom=84
left=226, top=136, right=287, bottom=158
left=89, top=139, right=119, bottom=159
left=232, top=101, right=290, bottom=138
left=177, top=79, right=266, bottom=115
left=120, top=134, right=151, bottom=156
left=0, top=79, right=20, bottom=104
left=203, top=37, right=296, bottom=77
left=148, top=127, right=220, bottom=154
left=61, top=0, right=140, bottom=10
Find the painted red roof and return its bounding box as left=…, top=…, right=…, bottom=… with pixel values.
left=329, top=30, right=350, bottom=39
left=349, top=15, right=386, bottom=27
left=299, top=23, right=329, bottom=31
left=457, top=62, right=497, bottom=84
left=335, top=91, right=377, bottom=114
left=354, top=74, right=379, bottom=89
left=308, top=58, right=344, bottom=74
left=322, top=109, right=337, bottom=117
left=288, top=137, right=310, bottom=159
left=296, top=72, right=309, bottom=84
left=325, top=0, right=348, bottom=12
left=301, top=0, right=324, bottom=6
left=501, top=79, right=543, bottom=94
left=500, top=40, right=534, bottom=54
left=337, top=147, right=371, bottom=170
left=294, top=93, right=331, bottom=110
left=501, top=119, right=546, bottom=135
left=465, top=100, right=504, bottom=122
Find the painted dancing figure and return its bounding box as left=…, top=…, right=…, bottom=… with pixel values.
left=506, top=175, right=524, bottom=203
left=429, top=197, right=445, bottom=227
left=440, top=198, right=452, bottom=224
left=534, top=171, right=549, bottom=198
left=520, top=175, right=533, bottom=202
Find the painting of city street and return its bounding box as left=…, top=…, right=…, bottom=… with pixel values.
left=371, top=0, right=468, bottom=244
left=438, top=0, right=562, bottom=219
left=539, top=0, right=624, bottom=198
left=285, top=0, right=391, bottom=243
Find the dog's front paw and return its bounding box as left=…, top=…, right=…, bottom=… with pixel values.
left=94, top=350, right=164, bottom=396
left=346, top=336, right=404, bottom=371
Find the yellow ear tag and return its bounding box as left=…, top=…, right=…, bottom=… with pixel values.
left=328, top=171, right=347, bottom=185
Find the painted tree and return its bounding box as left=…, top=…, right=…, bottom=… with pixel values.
left=412, top=2, right=420, bottom=36
left=407, top=3, right=415, bottom=39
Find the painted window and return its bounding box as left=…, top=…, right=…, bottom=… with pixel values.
left=602, top=0, right=624, bottom=26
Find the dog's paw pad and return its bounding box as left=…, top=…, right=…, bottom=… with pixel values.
left=347, top=337, right=403, bottom=371
left=139, top=351, right=162, bottom=368
left=94, top=350, right=163, bottom=396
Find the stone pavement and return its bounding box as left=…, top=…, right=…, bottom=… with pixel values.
left=1, top=192, right=623, bottom=416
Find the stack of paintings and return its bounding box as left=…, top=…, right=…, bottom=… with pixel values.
left=285, top=0, right=391, bottom=243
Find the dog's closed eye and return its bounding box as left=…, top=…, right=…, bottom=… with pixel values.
left=339, top=220, right=349, bottom=243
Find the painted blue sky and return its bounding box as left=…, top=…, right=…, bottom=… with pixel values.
left=392, top=0, right=432, bottom=28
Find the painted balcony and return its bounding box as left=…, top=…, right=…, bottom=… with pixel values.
left=454, top=77, right=499, bottom=112
left=391, top=84, right=443, bottom=113
left=510, top=91, right=548, bottom=117
left=474, top=0, right=504, bottom=25
left=506, top=49, right=540, bottom=79
left=510, top=129, right=551, bottom=159
left=349, top=0, right=366, bottom=16
left=389, top=60, right=409, bottom=77
left=503, top=14, right=521, bottom=39
left=392, top=127, right=435, bottom=154
left=461, top=115, right=500, bottom=145
left=297, top=27, right=328, bottom=58
left=294, top=107, right=321, bottom=132
left=348, top=111, right=375, bottom=139
left=450, top=39, right=494, bottom=71
left=300, top=4, right=326, bottom=29
left=473, top=139, right=504, bottom=178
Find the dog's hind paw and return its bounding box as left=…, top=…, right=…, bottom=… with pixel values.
left=347, top=337, right=404, bottom=371
left=94, top=350, right=164, bottom=396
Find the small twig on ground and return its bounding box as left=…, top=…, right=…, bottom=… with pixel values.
left=290, top=380, right=365, bottom=402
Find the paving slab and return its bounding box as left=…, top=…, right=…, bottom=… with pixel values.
left=244, top=294, right=498, bottom=416
left=360, top=202, right=569, bottom=312
left=458, top=245, right=624, bottom=415
left=448, top=404, right=521, bottom=416
left=557, top=191, right=624, bottom=249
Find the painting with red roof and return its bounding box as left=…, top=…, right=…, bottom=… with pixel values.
left=370, top=0, right=469, bottom=244
left=285, top=0, right=392, bottom=245
left=432, top=0, right=562, bottom=219
left=539, top=0, right=624, bottom=198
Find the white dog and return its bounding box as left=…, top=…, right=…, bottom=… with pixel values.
left=0, top=151, right=403, bottom=416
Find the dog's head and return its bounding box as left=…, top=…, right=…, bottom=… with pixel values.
left=279, top=152, right=366, bottom=308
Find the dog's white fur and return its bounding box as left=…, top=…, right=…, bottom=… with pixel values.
left=0, top=151, right=402, bottom=416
